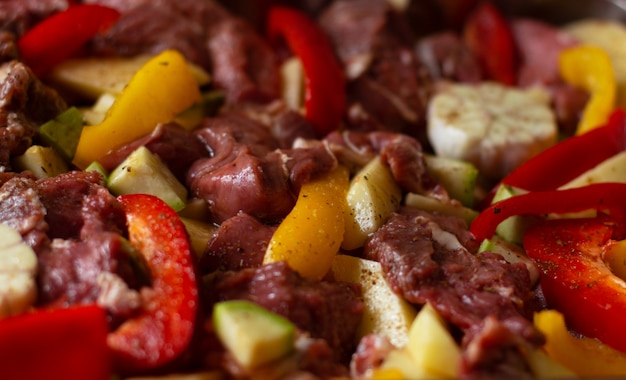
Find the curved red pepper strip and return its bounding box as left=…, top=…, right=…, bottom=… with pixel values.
left=267, top=6, right=346, bottom=137
left=109, top=194, right=198, bottom=373
left=524, top=217, right=626, bottom=353
left=502, top=108, right=626, bottom=191
left=17, top=4, right=121, bottom=78
left=463, top=1, right=517, bottom=85
left=470, top=182, right=626, bottom=242
left=0, top=305, right=111, bottom=380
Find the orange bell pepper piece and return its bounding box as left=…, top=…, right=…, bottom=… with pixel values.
left=559, top=45, right=616, bottom=135
left=535, top=309, right=626, bottom=377
left=73, top=49, right=201, bottom=169
left=263, top=165, right=349, bottom=280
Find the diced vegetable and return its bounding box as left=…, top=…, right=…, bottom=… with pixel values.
left=108, top=146, right=188, bottom=211
left=331, top=254, right=417, bottom=348
left=405, top=303, right=460, bottom=378
left=174, top=90, right=226, bottom=130
left=376, top=303, right=461, bottom=379
left=404, top=192, right=478, bottom=225
left=213, top=300, right=295, bottom=369
left=12, top=145, right=69, bottom=179
left=179, top=217, right=217, bottom=258
left=490, top=184, right=533, bottom=244
left=423, top=154, right=478, bottom=207
left=280, top=56, right=305, bottom=110
left=342, top=156, right=402, bottom=251
left=378, top=348, right=436, bottom=379
left=38, top=107, right=84, bottom=162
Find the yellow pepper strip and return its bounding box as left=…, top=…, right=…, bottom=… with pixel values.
left=534, top=309, right=626, bottom=377
left=263, top=165, right=349, bottom=281
left=73, top=49, right=201, bottom=169
left=559, top=45, right=616, bottom=135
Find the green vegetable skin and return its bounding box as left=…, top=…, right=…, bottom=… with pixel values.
left=213, top=300, right=296, bottom=369
left=38, top=106, right=84, bottom=162
left=107, top=146, right=188, bottom=211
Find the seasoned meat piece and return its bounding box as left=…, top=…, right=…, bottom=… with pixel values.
left=86, top=0, right=217, bottom=68
left=187, top=112, right=335, bottom=223
left=87, top=0, right=280, bottom=104
left=98, top=122, right=209, bottom=182
left=364, top=207, right=542, bottom=344
left=350, top=334, right=395, bottom=378
left=0, top=176, right=48, bottom=250
left=0, top=0, right=69, bottom=36
left=200, top=212, right=275, bottom=272
left=188, top=117, right=294, bottom=224
left=0, top=171, right=141, bottom=319
left=205, top=261, right=364, bottom=363
left=36, top=232, right=139, bottom=308
left=512, top=18, right=587, bottom=133
left=319, top=0, right=431, bottom=141
left=512, top=18, right=578, bottom=87
left=270, top=107, right=318, bottom=149
left=0, top=61, right=67, bottom=170
left=460, top=316, right=537, bottom=379
left=0, top=31, right=19, bottom=62
left=208, top=17, right=280, bottom=103
left=415, top=31, right=483, bottom=83
left=35, top=171, right=126, bottom=240
left=33, top=171, right=142, bottom=318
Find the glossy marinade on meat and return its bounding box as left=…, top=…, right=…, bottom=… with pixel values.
left=0, top=0, right=625, bottom=379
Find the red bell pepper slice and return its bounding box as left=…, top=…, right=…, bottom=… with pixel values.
left=108, top=194, right=198, bottom=373
left=502, top=108, right=626, bottom=192
left=524, top=216, right=626, bottom=353
left=267, top=6, right=346, bottom=136
left=0, top=304, right=111, bottom=380
left=470, top=182, right=626, bottom=242
left=17, top=4, right=121, bottom=78
left=463, top=1, right=517, bottom=85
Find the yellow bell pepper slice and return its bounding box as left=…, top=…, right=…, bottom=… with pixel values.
left=263, top=165, right=349, bottom=280
left=73, top=49, right=201, bottom=169
left=559, top=45, right=616, bottom=135
left=534, top=309, right=626, bottom=377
